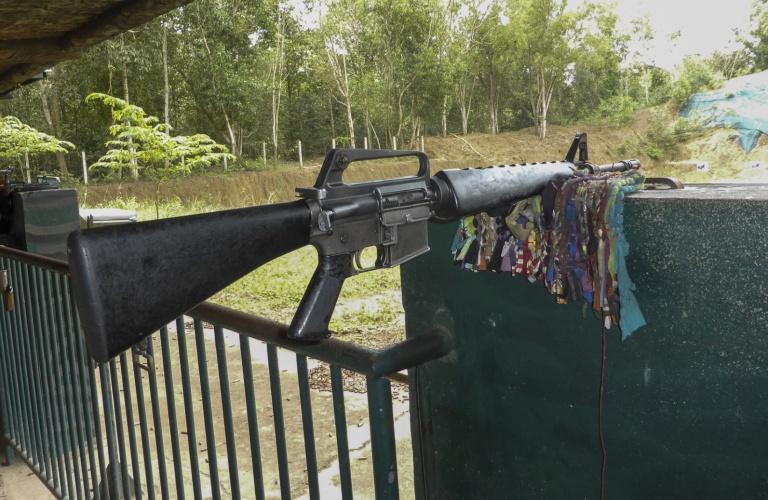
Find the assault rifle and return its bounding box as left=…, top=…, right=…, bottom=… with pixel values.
left=68, top=133, right=640, bottom=361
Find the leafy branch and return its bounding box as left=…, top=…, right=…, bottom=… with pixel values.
left=87, top=92, right=234, bottom=180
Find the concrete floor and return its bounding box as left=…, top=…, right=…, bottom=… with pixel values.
left=0, top=460, right=54, bottom=499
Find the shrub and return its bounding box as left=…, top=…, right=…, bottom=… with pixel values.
left=620, top=112, right=703, bottom=161
left=591, top=95, right=639, bottom=126
left=671, top=57, right=723, bottom=106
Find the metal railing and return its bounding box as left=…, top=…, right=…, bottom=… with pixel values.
left=0, top=246, right=450, bottom=499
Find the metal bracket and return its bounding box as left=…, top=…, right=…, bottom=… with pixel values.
left=644, top=177, right=685, bottom=190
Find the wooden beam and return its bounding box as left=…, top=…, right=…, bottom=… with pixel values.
left=65, top=0, right=194, bottom=53
left=0, top=0, right=194, bottom=93
left=0, top=38, right=63, bottom=64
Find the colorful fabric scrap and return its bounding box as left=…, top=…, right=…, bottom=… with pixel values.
left=450, top=170, right=646, bottom=338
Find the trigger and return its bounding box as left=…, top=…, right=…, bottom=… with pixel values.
left=352, top=248, right=379, bottom=273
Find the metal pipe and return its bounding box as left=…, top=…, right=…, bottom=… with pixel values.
left=214, top=325, right=241, bottom=499
left=131, top=336, right=155, bottom=500
left=119, top=350, right=143, bottom=500
left=66, top=277, right=105, bottom=500
left=108, top=359, right=131, bottom=499
left=18, top=262, right=55, bottom=486
left=193, top=319, right=221, bottom=500
left=267, top=345, right=291, bottom=500
left=239, top=337, right=266, bottom=500
left=176, top=317, right=202, bottom=500
left=43, top=270, right=80, bottom=500
left=146, top=336, right=170, bottom=499
left=53, top=274, right=89, bottom=500
left=99, top=363, right=120, bottom=499
left=0, top=245, right=68, bottom=274
left=367, top=377, right=399, bottom=500
left=160, top=327, right=186, bottom=498
left=296, top=354, right=320, bottom=499
left=331, top=366, right=354, bottom=500
left=189, top=302, right=451, bottom=378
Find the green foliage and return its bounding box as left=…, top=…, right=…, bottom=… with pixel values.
left=590, top=95, right=638, bottom=126
left=744, top=0, right=768, bottom=70
left=671, top=57, right=723, bottom=106
left=0, top=116, right=74, bottom=158
left=87, top=92, right=234, bottom=179
left=706, top=49, right=752, bottom=80
left=0, top=0, right=712, bottom=167
left=565, top=2, right=630, bottom=115
left=621, top=112, right=703, bottom=160
left=214, top=245, right=404, bottom=342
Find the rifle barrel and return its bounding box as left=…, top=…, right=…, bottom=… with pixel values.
left=430, top=161, right=576, bottom=220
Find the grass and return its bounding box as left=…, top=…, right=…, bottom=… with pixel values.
left=214, top=246, right=405, bottom=348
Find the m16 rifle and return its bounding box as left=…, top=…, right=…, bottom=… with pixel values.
left=68, top=133, right=640, bottom=362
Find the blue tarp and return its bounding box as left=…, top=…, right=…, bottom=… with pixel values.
left=680, top=70, right=768, bottom=152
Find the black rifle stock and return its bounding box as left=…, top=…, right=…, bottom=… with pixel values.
left=68, top=202, right=310, bottom=361
left=68, top=133, right=640, bottom=361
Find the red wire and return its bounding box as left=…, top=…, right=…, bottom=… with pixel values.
left=598, top=315, right=608, bottom=500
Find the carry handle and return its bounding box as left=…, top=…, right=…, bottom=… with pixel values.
left=313, top=149, right=429, bottom=189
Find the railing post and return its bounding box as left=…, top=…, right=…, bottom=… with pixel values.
left=0, top=348, right=15, bottom=465
left=0, top=247, right=436, bottom=500
left=367, top=376, right=399, bottom=500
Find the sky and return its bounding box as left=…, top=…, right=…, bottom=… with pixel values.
left=291, top=0, right=758, bottom=70
left=573, top=0, right=757, bottom=69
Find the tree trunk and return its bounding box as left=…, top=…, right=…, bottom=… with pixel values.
left=329, top=97, right=336, bottom=140
left=162, top=24, right=171, bottom=129
left=441, top=95, right=448, bottom=136
left=326, top=47, right=356, bottom=149
left=44, top=67, right=68, bottom=175
left=530, top=68, right=553, bottom=140
left=123, top=62, right=139, bottom=180
left=385, top=60, right=394, bottom=147
left=106, top=45, right=113, bottom=95
left=223, top=110, right=237, bottom=154
left=342, top=55, right=355, bottom=148
left=364, top=103, right=372, bottom=149
left=121, top=35, right=139, bottom=181
left=488, top=70, right=498, bottom=135
left=162, top=23, right=171, bottom=168
left=458, top=76, right=475, bottom=136
left=24, top=153, right=31, bottom=183
left=39, top=82, right=53, bottom=126
left=641, top=68, right=650, bottom=104
left=270, top=7, right=285, bottom=162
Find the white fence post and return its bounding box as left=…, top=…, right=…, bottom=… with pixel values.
left=223, top=155, right=228, bottom=171
left=420, top=135, right=425, bottom=152
left=392, top=136, right=397, bottom=150
left=363, top=137, right=368, bottom=149
left=331, top=138, right=336, bottom=149
left=262, top=142, right=267, bottom=167
left=81, top=151, right=88, bottom=185
left=298, top=140, right=303, bottom=168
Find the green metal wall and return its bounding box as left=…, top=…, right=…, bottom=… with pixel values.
left=402, top=185, right=768, bottom=500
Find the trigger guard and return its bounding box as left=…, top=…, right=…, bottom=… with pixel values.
left=352, top=248, right=381, bottom=273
